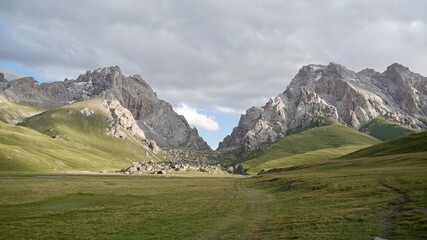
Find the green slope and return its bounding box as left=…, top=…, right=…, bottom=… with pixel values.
left=242, top=125, right=381, bottom=174
left=0, top=99, right=157, bottom=172
left=0, top=96, right=45, bottom=123
left=341, top=131, right=427, bottom=160
left=359, top=117, right=418, bottom=141
left=286, top=115, right=334, bottom=135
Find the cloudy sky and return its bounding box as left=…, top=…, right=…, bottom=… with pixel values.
left=1, top=0, right=426, bottom=148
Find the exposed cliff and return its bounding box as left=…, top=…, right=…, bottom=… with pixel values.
left=219, top=63, right=427, bottom=150
left=0, top=66, right=211, bottom=150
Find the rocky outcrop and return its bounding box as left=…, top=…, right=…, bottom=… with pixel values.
left=0, top=67, right=210, bottom=150
left=219, top=63, right=427, bottom=150
left=100, top=99, right=159, bottom=154
left=102, top=99, right=146, bottom=139
left=0, top=73, right=5, bottom=84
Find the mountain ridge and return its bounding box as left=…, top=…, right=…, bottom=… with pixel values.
left=0, top=66, right=211, bottom=150
left=219, top=62, right=426, bottom=150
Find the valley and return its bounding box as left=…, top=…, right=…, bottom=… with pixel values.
left=0, top=63, right=426, bottom=239
left=1, top=149, right=425, bottom=239
left=1, top=1, right=426, bottom=238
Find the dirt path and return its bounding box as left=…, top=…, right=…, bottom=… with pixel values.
left=205, top=180, right=272, bottom=240
left=379, top=181, right=411, bottom=240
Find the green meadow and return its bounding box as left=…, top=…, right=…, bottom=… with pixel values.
left=1, top=146, right=426, bottom=239
left=0, top=99, right=426, bottom=239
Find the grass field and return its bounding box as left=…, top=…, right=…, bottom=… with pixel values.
left=1, top=148, right=425, bottom=240
left=242, top=125, right=381, bottom=174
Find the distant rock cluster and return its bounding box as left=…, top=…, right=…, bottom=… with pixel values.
left=219, top=63, right=427, bottom=150
left=121, top=161, right=226, bottom=175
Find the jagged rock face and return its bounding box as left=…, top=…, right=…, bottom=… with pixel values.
left=101, top=99, right=159, bottom=154
left=0, top=73, right=5, bottom=84
left=102, top=99, right=146, bottom=140
left=219, top=63, right=427, bottom=150
left=1, top=77, right=53, bottom=105
left=0, top=67, right=211, bottom=150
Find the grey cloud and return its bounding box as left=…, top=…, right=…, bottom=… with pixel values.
left=0, top=0, right=426, bottom=110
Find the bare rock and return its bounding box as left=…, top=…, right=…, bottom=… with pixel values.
left=0, top=73, right=5, bottom=85
left=219, top=62, right=427, bottom=150
left=79, top=107, right=93, bottom=117
left=103, top=99, right=146, bottom=139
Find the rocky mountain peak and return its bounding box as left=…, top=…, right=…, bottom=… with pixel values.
left=78, top=66, right=122, bottom=79
left=288, top=64, right=325, bottom=89
left=386, top=63, right=409, bottom=73
left=0, top=66, right=211, bottom=151
left=357, top=68, right=380, bottom=78
left=219, top=63, right=427, bottom=150
left=326, top=62, right=349, bottom=75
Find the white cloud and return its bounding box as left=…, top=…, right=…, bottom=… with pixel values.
left=0, top=0, right=426, bottom=111
left=213, top=105, right=244, bottom=114
left=175, top=103, right=219, bottom=131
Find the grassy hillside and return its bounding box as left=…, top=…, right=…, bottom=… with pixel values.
left=0, top=95, right=45, bottom=123
left=242, top=125, right=381, bottom=174
left=341, top=131, right=427, bottom=159
left=0, top=99, right=157, bottom=172
left=359, top=117, right=418, bottom=141
left=286, top=115, right=334, bottom=135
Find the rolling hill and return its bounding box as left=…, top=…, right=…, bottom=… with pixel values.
left=359, top=117, right=418, bottom=141
left=241, top=124, right=381, bottom=174
left=341, top=130, right=427, bottom=160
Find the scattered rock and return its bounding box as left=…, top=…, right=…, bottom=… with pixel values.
left=79, top=107, right=93, bottom=117
left=121, top=161, right=228, bottom=175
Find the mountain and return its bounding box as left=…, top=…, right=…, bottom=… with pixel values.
left=0, top=67, right=210, bottom=150
left=0, top=98, right=159, bottom=172
left=0, top=70, right=22, bottom=81
left=219, top=63, right=427, bottom=150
